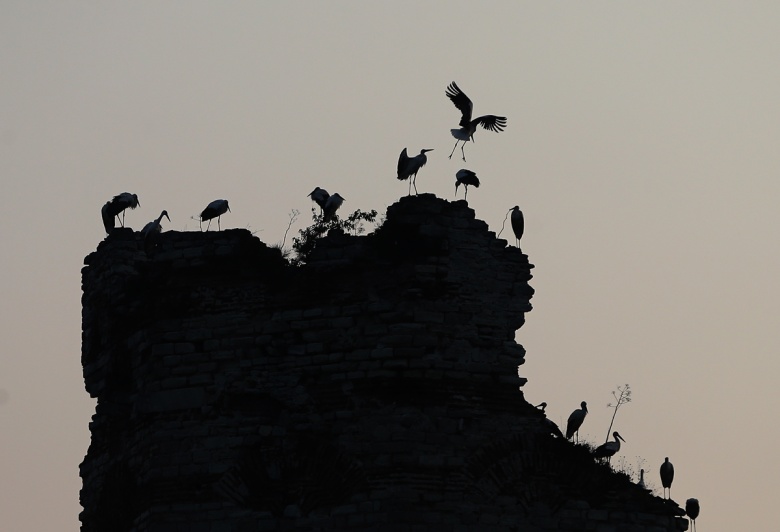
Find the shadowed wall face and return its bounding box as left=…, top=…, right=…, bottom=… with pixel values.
left=80, top=196, right=684, bottom=531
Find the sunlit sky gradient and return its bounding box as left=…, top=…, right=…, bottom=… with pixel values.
left=2, top=3, right=778, bottom=530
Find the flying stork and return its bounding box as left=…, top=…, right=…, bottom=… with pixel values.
left=660, top=457, right=675, bottom=500
left=141, top=210, right=170, bottom=255
left=200, top=199, right=230, bottom=231
left=308, top=187, right=330, bottom=212
left=454, top=169, right=480, bottom=200
left=397, top=148, right=433, bottom=195
left=566, top=401, right=588, bottom=442
left=445, top=81, right=507, bottom=162
left=685, top=498, right=700, bottom=532
left=592, top=431, right=626, bottom=462
left=101, top=192, right=140, bottom=233
left=510, top=206, right=524, bottom=246
left=323, top=193, right=345, bottom=220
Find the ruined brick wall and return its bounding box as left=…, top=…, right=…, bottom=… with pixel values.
left=80, top=195, right=687, bottom=531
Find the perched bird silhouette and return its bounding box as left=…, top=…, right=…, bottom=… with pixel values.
left=141, top=210, right=170, bottom=255
left=542, top=417, right=564, bottom=439
left=397, top=148, right=433, bottom=195
left=323, top=193, right=345, bottom=220
left=510, top=206, right=524, bottom=246
left=308, top=187, right=330, bottom=212
left=637, top=469, right=647, bottom=489
left=446, top=81, right=507, bottom=161
left=101, top=192, right=140, bottom=233
left=454, top=169, right=480, bottom=200
left=685, top=498, right=700, bottom=532
left=566, top=401, right=588, bottom=442
left=535, top=402, right=547, bottom=412
left=660, top=457, right=675, bottom=500
left=200, top=200, right=230, bottom=231
left=592, top=431, right=626, bottom=461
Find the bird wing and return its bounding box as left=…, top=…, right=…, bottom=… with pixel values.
left=446, top=82, right=474, bottom=127
left=397, top=148, right=410, bottom=179
left=474, top=115, right=507, bottom=133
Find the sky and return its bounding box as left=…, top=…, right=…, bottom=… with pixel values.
left=1, top=2, right=777, bottom=530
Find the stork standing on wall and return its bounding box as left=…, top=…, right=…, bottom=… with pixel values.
left=637, top=469, right=647, bottom=490
left=308, top=187, right=330, bottom=213
left=660, top=457, right=675, bottom=500
left=510, top=206, right=524, bottom=246
left=323, top=193, right=345, bottom=220
left=101, top=192, right=140, bottom=233
left=454, top=169, right=480, bottom=200
left=592, top=431, right=626, bottom=462
left=397, top=148, right=433, bottom=195
left=566, top=401, right=588, bottom=442
left=445, top=81, right=507, bottom=162
left=685, top=498, right=700, bottom=532
left=142, top=210, right=170, bottom=255
left=200, top=199, right=230, bottom=231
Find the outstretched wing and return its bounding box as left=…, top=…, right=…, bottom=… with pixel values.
left=445, top=82, right=473, bottom=127
left=397, top=148, right=409, bottom=179
left=475, top=115, right=507, bottom=133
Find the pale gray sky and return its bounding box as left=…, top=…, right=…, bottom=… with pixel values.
left=2, top=2, right=777, bottom=530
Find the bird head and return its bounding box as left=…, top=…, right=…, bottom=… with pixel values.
left=581, top=401, right=588, bottom=412
left=225, top=201, right=231, bottom=212
left=422, top=149, right=434, bottom=154
left=134, top=195, right=141, bottom=207
left=162, top=210, right=170, bottom=222
left=614, top=432, right=626, bottom=442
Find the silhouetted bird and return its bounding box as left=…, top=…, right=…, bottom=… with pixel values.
left=397, top=148, right=432, bottom=195
left=323, top=193, right=345, bottom=220
left=593, top=431, right=626, bottom=461
left=455, top=169, right=480, bottom=200
left=200, top=199, right=230, bottom=231
left=101, top=192, right=140, bottom=233
left=308, top=187, right=330, bottom=212
left=542, top=417, right=564, bottom=439
left=660, top=457, right=675, bottom=500
left=510, top=206, right=524, bottom=246
left=566, top=401, right=588, bottom=442
left=446, top=81, right=507, bottom=161
left=685, top=498, right=700, bottom=532
left=142, top=210, right=170, bottom=255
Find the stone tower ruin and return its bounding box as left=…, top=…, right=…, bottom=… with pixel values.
left=80, top=195, right=687, bottom=531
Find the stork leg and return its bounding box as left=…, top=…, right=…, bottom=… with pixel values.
left=448, top=140, right=460, bottom=159
left=461, top=144, right=467, bottom=162
left=199, top=219, right=203, bottom=231
left=407, top=179, right=412, bottom=196
left=217, top=217, right=221, bottom=231
left=206, top=219, right=212, bottom=231
left=413, top=176, right=418, bottom=195
left=464, top=186, right=468, bottom=200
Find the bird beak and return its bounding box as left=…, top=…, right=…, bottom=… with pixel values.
left=165, top=213, right=171, bottom=222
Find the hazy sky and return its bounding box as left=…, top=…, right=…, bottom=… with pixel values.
left=2, top=2, right=778, bottom=530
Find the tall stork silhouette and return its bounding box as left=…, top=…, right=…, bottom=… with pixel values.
left=397, top=148, right=432, bottom=195
left=660, top=457, right=675, bottom=500
left=566, top=401, right=588, bottom=442
left=446, top=81, right=507, bottom=161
